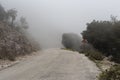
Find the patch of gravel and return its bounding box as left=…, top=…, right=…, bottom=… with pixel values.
left=0, top=51, right=39, bottom=71
left=0, top=60, right=19, bottom=71
left=0, top=49, right=100, bottom=80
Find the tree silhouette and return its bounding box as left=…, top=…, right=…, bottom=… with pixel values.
left=7, top=9, right=17, bottom=26
left=0, top=4, right=6, bottom=21
left=20, top=17, right=29, bottom=29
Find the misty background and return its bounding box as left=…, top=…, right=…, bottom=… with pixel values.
left=1, top=0, right=120, bottom=49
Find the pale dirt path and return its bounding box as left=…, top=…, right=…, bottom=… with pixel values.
left=0, top=48, right=100, bottom=80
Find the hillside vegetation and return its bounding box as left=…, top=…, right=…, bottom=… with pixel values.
left=0, top=4, right=40, bottom=60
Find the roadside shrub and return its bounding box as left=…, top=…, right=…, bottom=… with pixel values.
left=85, top=50, right=104, bottom=60
left=82, top=18, right=120, bottom=63
left=99, top=65, right=120, bottom=80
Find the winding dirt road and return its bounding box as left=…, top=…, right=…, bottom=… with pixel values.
left=0, top=49, right=100, bottom=80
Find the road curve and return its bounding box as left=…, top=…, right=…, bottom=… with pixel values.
left=0, top=48, right=100, bottom=80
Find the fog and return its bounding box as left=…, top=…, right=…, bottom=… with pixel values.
left=1, top=0, right=120, bottom=49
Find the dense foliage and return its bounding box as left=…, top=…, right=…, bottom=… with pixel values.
left=82, top=17, right=120, bottom=63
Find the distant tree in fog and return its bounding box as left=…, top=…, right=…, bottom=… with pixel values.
left=0, top=4, right=6, bottom=21
left=62, top=33, right=82, bottom=51
left=7, top=9, right=17, bottom=26
left=20, top=17, right=29, bottom=29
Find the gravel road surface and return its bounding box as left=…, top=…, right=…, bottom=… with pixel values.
left=0, top=49, right=100, bottom=80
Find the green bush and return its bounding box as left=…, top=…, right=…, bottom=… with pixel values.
left=99, top=65, right=120, bottom=80
left=85, top=50, right=104, bottom=60
left=82, top=17, right=120, bottom=63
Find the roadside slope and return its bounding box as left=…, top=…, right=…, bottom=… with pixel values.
left=0, top=49, right=100, bottom=80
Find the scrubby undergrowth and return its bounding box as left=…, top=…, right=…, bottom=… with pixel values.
left=99, top=64, right=120, bottom=80
left=84, top=50, right=104, bottom=61
left=0, top=22, right=40, bottom=61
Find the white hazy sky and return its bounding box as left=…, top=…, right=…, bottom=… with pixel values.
left=1, top=0, right=120, bottom=48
